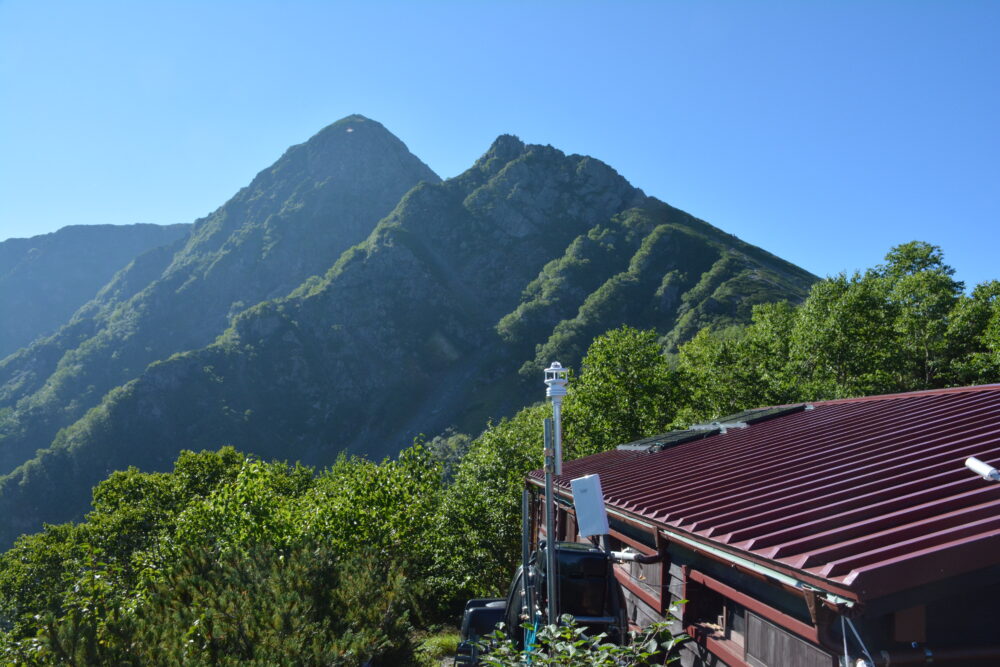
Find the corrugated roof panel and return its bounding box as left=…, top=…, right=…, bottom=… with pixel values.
left=530, top=384, right=1000, bottom=600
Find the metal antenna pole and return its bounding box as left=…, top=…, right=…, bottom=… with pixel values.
left=544, top=417, right=558, bottom=625
left=521, top=488, right=531, bottom=628
left=542, top=362, right=568, bottom=627
left=551, top=392, right=563, bottom=476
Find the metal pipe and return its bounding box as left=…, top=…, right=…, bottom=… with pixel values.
left=874, top=646, right=1000, bottom=665
left=521, top=488, right=531, bottom=625
left=844, top=616, right=876, bottom=666
left=552, top=396, right=563, bottom=476
left=610, top=550, right=665, bottom=564
left=841, top=616, right=850, bottom=667
left=544, top=417, right=558, bottom=625
left=543, top=362, right=568, bottom=477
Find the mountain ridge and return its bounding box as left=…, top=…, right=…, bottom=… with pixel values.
left=0, top=223, right=191, bottom=360
left=0, top=118, right=817, bottom=546
left=0, top=115, right=439, bottom=474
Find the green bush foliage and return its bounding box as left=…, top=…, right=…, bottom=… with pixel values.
left=481, top=615, right=685, bottom=666
left=0, top=446, right=441, bottom=665
left=676, top=241, right=1000, bottom=422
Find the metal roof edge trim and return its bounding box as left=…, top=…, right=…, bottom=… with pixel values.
left=528, top=476, right=860, bottom=605
left=600, top=504, right=857, bottom=607
left=799, top=383, right=1000, bottom=407
left=656, top=521, right=855, bottom=608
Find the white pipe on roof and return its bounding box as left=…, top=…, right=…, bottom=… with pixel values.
left=966, top=456, right=1000, bottom=481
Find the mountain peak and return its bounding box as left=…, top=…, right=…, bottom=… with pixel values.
left=484, top=134, right=526, bottom=164
left=464, top=134, right=527, bottom=180
left=291, top=115, right=432, bottom=171
left=487, top=134, right=526, bottom=159
left=312, top=114, right=382, bottom=140
left=232, top=116, right=440, bottom=215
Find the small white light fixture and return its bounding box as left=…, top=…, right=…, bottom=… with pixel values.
left=965, top=456, right=1000, bottom=482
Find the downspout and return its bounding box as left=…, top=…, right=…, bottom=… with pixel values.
left=803, top=587, right=857, bottom=655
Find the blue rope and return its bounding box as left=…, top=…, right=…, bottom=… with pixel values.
left=523, top=617, right=540, bottom=663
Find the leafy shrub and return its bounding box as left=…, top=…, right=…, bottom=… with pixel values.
left=481, top=615, right=686, bottom=666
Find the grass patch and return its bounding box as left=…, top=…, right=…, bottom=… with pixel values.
left=415, top=628, right=461, bottom=664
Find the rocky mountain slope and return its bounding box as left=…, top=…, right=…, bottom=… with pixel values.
left=0, top=224, right=190, bottom=359
left=0, top=119, right=816, bottom=546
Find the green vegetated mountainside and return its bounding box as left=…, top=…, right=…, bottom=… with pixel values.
left=0, top=115, right=440, bottom=475
left=0, top=224, right=190, bottom=359
left=0, top=120, right=817, bottom=547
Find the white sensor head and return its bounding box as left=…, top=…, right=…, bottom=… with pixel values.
left=543, top=361, right=569, bottom=398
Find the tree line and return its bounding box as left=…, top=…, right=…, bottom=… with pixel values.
left=0, top=242, right=996, bottom=664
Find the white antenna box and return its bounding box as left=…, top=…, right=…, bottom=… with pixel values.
left=571, top=473, right=610, bottom=538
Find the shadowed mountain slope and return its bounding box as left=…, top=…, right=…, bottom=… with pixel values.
left=0, top=115, right=439, bottom=474
left=0, top=224, right=190, bottom=359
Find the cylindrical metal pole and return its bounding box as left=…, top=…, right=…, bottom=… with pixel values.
left=544, top=418, right=558, bottom=625
left=841, top=616, right=850, bottom=667
left=551, top=397, right=563, bottom=476
left=521, top=488, right=531, bottom=624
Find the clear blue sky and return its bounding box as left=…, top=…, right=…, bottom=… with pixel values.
left=2, top=1, right=997, bottom=288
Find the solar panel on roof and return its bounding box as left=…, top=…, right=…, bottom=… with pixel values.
left=616, top=428, right=717, bottom=452
left=615, top=405, right=807, bottom=452
left=701, top=404, right=807, bottom=428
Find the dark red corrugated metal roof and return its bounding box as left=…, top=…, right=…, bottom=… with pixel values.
left=529, top=385, right=1000, bottom=600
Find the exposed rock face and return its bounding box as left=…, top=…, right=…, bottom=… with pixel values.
left=0, top=119, right=816, bottom=548
left=0, top=223, right=190, bottom=359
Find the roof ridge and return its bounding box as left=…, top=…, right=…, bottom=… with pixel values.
left=805, top=384, right=1000, bottom=407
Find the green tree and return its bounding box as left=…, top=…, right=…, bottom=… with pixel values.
left=131, top=543, right=416, bottom=666
left=946, top=280, right=1000, bottom=384
left=168, top=458, right=314, bottom=554
left=19, top=551, right=136, bottom=666
left=427, top=428, right=473, bottom=483
left=429, top=403, right=548, bottom=612
left=0, top=524, right=89, bottom=641
left=564, top=326, right=678, bottom=456
left=787, top=271, right=900, bottom=398
left=878, top=241, right=963, bottom=387
left=675, top=301, right=799, bottom=424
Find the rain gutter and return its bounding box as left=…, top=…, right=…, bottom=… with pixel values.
left=603, top=506, right=856, bottom=609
